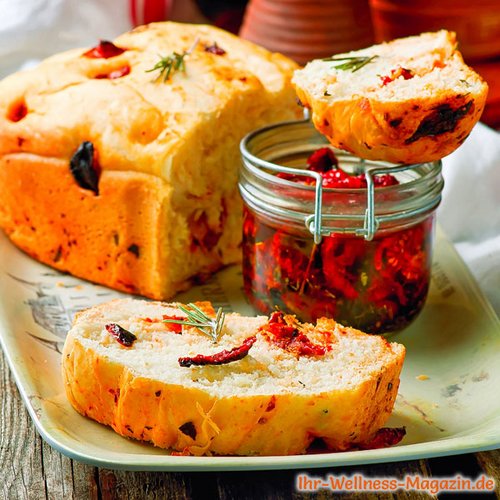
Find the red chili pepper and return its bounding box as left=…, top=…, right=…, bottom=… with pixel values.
left=105, top=323, right=137, bottom=347
left=178, top=336, right=257, bottom=367
left=83, top=40, right=126, bottom=59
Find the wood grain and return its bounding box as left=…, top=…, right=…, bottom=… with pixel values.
left=97, top=469, right=194, bottom=500
left=216, top=470, right=294, bottom=500
left=1, top=347, right=47, bottom=500
left=476, top=450, right=500, bottom=499
left=0, top=349, right=195, bottom=500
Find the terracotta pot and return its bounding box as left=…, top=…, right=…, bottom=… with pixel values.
left=472, top=60, right=500, bottom=129
left=239, top=0, right=375, bottom=65
left=369, top=0, right=500, bottom=62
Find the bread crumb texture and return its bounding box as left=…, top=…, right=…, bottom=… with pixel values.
left=0, top=22, right=301, bottom=299
left=62, top=299, right=405, bottom=456
left=293, top=30, right=488, bottom=164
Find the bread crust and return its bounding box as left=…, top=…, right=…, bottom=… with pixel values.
left=62, top=300, right=405, bottom=456
left=295, top=90, right=487, bottom=164
left=0, top=154, right=176, bottom=297
left=293, top=31, right=488, bottom=164
left=0, top=22, right=301, bottom=298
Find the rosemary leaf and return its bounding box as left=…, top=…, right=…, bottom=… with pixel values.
left=164, top=303, right=225, bottom=343
left=146, top=38, right=199, bottom=82
left=322, top=55, right=378, bottom=73
left=146, top=52, right=187, bottom=81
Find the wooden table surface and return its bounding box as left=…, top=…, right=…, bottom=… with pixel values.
left=1, top=348, right=498, bottom=499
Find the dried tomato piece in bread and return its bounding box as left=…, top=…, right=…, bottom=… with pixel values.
left=292, top=30, right=488, bottom=164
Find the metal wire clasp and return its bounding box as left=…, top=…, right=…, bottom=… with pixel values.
left=240, top=118, right=442, bottom=245
left=305, top=168, right=380, bottom=243
left=305, top=163, right=440, bottom=243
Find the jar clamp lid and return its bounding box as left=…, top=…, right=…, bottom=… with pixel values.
left=240, top=118, right=443, bottom=243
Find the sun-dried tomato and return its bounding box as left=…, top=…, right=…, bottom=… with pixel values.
left=189, top=211, right=222, bottom=253
left=178, top=336, right=256, bottom=367
left=260, top=311, right=328, bottom=356
left=380, top=67, right=414, bottom=86
left=322, top=170, right=366, bottom=189
left=162, top=315, right=184, bottom=334
left=277, top=148, right=398, bottom=189
left=277, top=148, right=337, bottom=183
left=380, top=76, right=392, bottom=86
left=106, top=323, right=137, bottom=347
left=307, top=147, right=338, bottom=173
left=357, top=427, right=406, bottom=449
left=83, top=40, right=126, bottom=59
left=204, top=43, right=226, bottom=55
left=8, top=101, right=28, bottom=122
left=242, top=147, right=432, bottom=334
left=373, top=174, right=400, bottom=187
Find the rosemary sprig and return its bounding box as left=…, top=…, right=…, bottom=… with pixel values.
left=146, top=52, right=186, bottom=81
left=146, top=38, right=199, bottom=82
left=322, top=55, right=378, bottom=73
left=163, top=303, right=225, bottom=343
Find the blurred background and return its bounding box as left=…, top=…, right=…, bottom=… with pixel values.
left=0, top=0, right=499, bottom=127
left=238, top=0, right=500, bottom=129
left=176, top=0, right=500, bottom=129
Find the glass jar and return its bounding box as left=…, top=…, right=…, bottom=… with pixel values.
left=239, top=119, right=444, bottom=335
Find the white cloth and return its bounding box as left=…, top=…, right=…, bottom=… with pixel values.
left=0, top=0, right=131, bottom=78
left=439, top=123, right=500, bottom=313
left=1, top=1, right=499, bottom=314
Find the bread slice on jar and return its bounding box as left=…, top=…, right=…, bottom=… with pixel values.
left=62, top=299, right=406, bottom=456
left=0, top=22, right=301, bottom=300
left=292, top=30, right=488, bottom=164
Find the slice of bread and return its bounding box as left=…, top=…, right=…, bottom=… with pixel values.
left=293, top=30, right=488, bottom=164
left=62, top=299, right=405, bottom=456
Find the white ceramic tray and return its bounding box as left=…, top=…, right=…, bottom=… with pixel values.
left=0, top=228, right=499, bottom=471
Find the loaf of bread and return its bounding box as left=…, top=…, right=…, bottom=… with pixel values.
left=62, top=299, right=405, bottom=456
left=293, top=30, right=488, bottom=164
left=0, top=22, right=300, bottom=299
